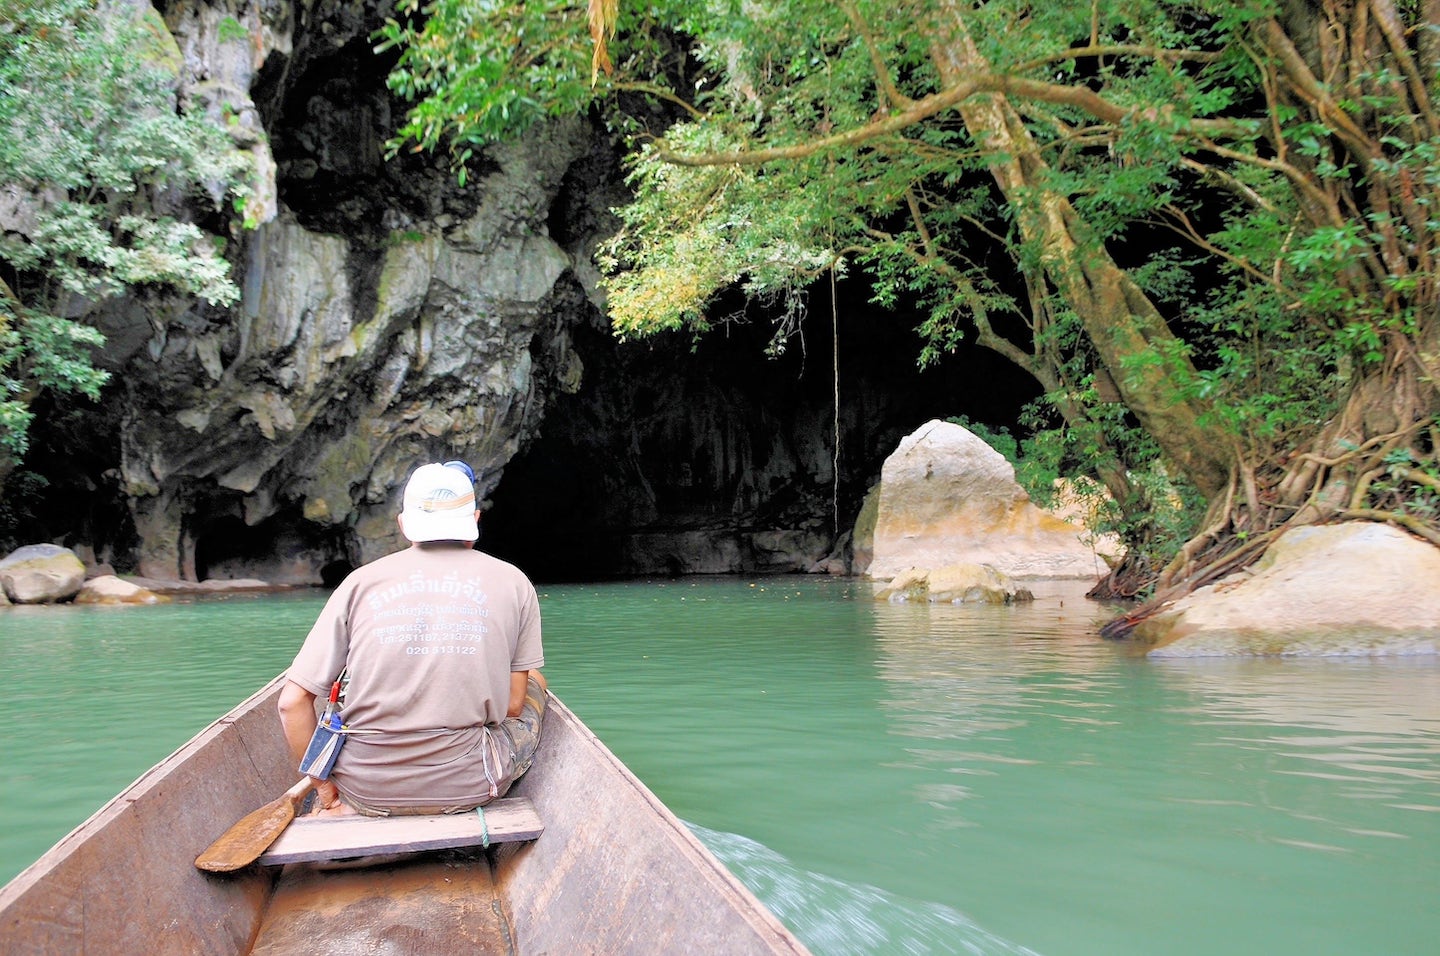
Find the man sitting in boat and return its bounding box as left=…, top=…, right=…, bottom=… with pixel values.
left=278, top=460, right=546, bottom=816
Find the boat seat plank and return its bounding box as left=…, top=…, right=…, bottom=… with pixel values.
left=256, top=797, right=542, bottom=865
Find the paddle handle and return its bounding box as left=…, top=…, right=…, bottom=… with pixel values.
left=283, top=776, right=314, bottom=808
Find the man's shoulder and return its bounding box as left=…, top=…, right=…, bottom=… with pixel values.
left=335, top=548, right=429, bottom=590
left=354, top=548, right=419, bottom=575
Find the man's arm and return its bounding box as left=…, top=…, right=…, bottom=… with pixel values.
left=508, top=670, right=530, bottom=718
left=278, top=679, right=319, bottom=764
left=278, top=679, right=341, bottom=809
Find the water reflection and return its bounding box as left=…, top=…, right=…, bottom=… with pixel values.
left=842, top=578, right=1439, bottom=955
left=864, top=581, right=1129, bottom=819
left=1154, top=658, right=1440, bottom=815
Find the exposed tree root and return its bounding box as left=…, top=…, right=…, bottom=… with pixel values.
left=1095, top=412, right=1440, bottom=640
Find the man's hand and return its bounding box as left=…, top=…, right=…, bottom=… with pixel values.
left=313, top=777, right=340, bottom=810
left=308, top=777, right=356, bottom=816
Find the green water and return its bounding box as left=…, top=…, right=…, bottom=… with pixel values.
left=2, top=578, right=1437, bottom=955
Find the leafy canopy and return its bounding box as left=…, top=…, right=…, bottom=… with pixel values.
left=0, top=0, right=252, bottom=466
left=382, top=1, right=1440, bottom=558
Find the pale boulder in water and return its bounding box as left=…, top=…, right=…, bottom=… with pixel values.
left=1135, top=523, right=1440, bottom=657
left=0, top=544, right=86, bottom=605
left=865, top=419, right=1112, bottom=581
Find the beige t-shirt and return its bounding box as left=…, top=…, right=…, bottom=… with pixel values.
left=286, top=543, right=543, bottom=808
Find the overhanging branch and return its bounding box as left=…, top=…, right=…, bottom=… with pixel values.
left=655, top=72, right=1250, bottom=167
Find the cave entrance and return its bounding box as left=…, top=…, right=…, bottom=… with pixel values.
left=193, top=512, right=352, bottom=587
left=320, top=560, right=355, bottom=588
left=483, top=279, right=1040, bottom=583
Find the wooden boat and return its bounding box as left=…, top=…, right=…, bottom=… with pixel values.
left=0, top=676, right=811, bottom=954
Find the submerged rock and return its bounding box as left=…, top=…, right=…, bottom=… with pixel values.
left=875, top=563, right=1035, bottom=604
left=1134, top=524, right=1440, bottom=657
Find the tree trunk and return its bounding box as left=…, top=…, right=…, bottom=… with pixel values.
left=932, top=0, right=1439, bottom=618
left=929, top=5, right=1236, bottom=501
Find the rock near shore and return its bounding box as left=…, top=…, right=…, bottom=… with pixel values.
left=73, top=575, right=167, bottom=606
left=1133, top=523, right=1440, bottom=657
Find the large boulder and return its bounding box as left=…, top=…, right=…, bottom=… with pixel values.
left=865, top=420, right=1112, bottom=580
left=0, top=545, right=87, bottom=605
left=1134, top=523, right=1440, bottom=657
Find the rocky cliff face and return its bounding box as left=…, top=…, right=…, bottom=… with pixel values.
left=9, top=0, right=1038, bottom=585
left=79, top=0, right=608, bottom=582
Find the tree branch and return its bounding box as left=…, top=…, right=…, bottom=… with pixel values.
left=1251, top=17, right=1379, bottom=166
left=837, top=1, right=913, bottom=110
left=655, top=77, right=987, bottom=166
left=1012, top=42, right=1224, bottom=74
left=0, top=275, right=21, bottom=309
left=1154, top=204, right=1285, bottom=292
left=655, top=72, right=1248, bottom=167
left=1370, top=0, right=1440, bottom=139
left=612, top=81, right=705, bottom=119
left=1177, top=156, right=1278, bottom=214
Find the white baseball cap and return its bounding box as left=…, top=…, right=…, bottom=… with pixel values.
left=399, top=463, right=478, bottom=542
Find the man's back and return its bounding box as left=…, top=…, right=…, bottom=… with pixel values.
left=288, top=543, right=543, bottom=809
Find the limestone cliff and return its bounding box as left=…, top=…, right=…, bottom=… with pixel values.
left=89, top=0, right=604, bottom=581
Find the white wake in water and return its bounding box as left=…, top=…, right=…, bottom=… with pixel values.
left=691, top=823, right=1041, bottom=956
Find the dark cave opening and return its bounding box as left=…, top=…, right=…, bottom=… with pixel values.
left=481, top=279, right=1040, bottom=583
left=193, top=511, right=352, bottom=586
left=320, top=560, right=356, bottom=588
left=193, top=515, right=271, bottom=582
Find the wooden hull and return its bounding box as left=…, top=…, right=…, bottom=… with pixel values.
left=0, top=677, right=810, bottom=955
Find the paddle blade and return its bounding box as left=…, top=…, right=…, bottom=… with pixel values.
left=195, top=780, right=310, bottom=872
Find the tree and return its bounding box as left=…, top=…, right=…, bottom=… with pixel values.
left=0, top=0, right=252, bottom=482
left=381, top=0, right=1440, bottom=607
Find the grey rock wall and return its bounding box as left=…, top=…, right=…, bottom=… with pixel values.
left=98, top=0, right=601, bottom=582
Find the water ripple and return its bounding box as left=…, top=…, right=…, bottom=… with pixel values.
left=692, top=823, right=1040, bottom=956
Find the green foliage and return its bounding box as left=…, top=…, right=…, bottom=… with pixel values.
left=216, top=16, right=248, bottom=45
left=385, top=0, right=1440, bottom=557
left=0, top=0, right=252, bottom=469
left=1023, top=398, right=1203, bottom=565
left=1373, top=435, right=1440, bottom=522
left=0, top=301, right=107, bottom=461
left=377, top=0, right=608, bottom=165
left=385, top=229, right=427, bottom=247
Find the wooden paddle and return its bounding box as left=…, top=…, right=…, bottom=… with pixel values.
left=194, top=778, right=313, bottom=872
